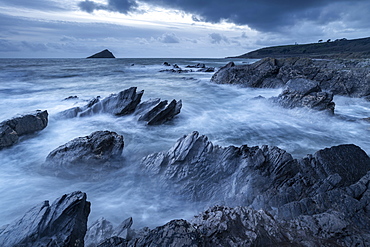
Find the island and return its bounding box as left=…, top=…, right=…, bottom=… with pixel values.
left=87, top=49, right=115, bottom=58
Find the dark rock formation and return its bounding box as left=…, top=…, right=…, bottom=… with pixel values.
left=43, top=131, right=124, bottom=176
left=0, top=191, right=90, bottom=247
left=59, top=87, right=182, bottom=125
left=137, top=131, right=370, bottom=245
left=61, top=87, right=143, bottom=118
left=85, top=217, right=133, bottom=247
left=87, top=49, right=115, bottom=58
left=272, top=78, right=335, bottom=114
left=135, top=98, right=182, bottom=125
left=160, top=63, right=215, bottom=73
left=0, top=110, right=48, bottom=149
left=211, top=57, right=370, bottom=98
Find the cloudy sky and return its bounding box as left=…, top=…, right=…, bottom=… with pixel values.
left=1, top=0, right=369, bottom=58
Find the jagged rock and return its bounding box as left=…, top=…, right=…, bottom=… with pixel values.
left=211, top=57, right=370, bottom=98
left=43, top=131, right=124, bottom=176
left=61, top=87, right=143, bottom=118
left=135, top=98, right=182, bottom=125
left=87, top=49, right=115, bottom=58
left=163, top=62, right=171, bottom=66
left=59, top=87, right=182, bottom=125
left=186, top=63, right=206, bottom=68
left=85, top=218, right=114, bottom=247
left=130, top=220, right=202, bottom=247
left=0, top=191, right=90, bottom=247
left=86, top=217, right=134, bottom=247
left=141, top=132, right=370, bottom=234
left=271, top=78, right=335, bottom=114
left=0, top=110, right=48, bottom=149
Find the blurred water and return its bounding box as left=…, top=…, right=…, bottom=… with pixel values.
left=0, top=58, right=369, bottom=228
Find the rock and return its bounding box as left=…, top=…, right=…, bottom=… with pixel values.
left=43, top=131, right=124, bottom=176
left=98, top=236, right=127, bottom=247
left=0, top=191, right=90, bottom=247
left=87, top=49, right=115, bottom=58
left=163, top=62, right=171, bottom=66
left=0, top=110, right=48, bottom=149
left=86, top=217, right=133, bottom=247
left=59, top=87, right=182, bottom=125
left=141, top=132, right=370, bottom=233
left=197, top=67, right=215, bottom=72
left=135, top=98, right=182, bottom=125
left=130, top=220, right=202, bottom=247
left=85, top=218, right=114, bottom=247
left=271, top=78, right=336, bottom=114
left=211, top=57, right=370, bottom=98
left=60, top=87, right=144, bottom=118
left=64, top=95, right=79, bottom=100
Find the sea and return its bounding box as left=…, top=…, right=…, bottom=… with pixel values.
left=1, top=58, right=370, bottom=228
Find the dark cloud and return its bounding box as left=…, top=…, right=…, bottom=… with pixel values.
left=78, top=0, right=138, bottom=14
left=78, top=0, right=369, bottom=32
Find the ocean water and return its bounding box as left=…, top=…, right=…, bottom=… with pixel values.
left=1, top=58, right=370, bottom=228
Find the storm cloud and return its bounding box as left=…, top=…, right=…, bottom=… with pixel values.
left=78, top=0, right=370, bottom=32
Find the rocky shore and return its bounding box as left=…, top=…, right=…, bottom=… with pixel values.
left=1, top=57, right=370, bottom=246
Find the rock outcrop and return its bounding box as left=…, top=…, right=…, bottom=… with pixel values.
left=61, top=87, right=143, bottom=118
left=160, top=62, right=215, bottom=73
left=135, top=98, right=182, bottom=125
left=0, top=110, right=48, bottom=149
left=272, top=78, right=335, bottom=114
left=211, top=57, right=370, bottom=99
left=87, top=49, right=115, bottom=58
left=0, top=191, right=90, bottom=247
left=135, top=131, right=370, bottom=245
left=59, top=87, right=182, bottom=125
left=43, top=131, right=124, bottom=176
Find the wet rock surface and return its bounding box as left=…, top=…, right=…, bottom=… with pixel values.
left=60, top=87, right=182, bottom=125
left=3, top=129, right=370, bottom=246
left=0, top=191, right=90, bottom=247
left=43, top=130, right=124, bottom=176
left=0, top=110, right=48, bottom=149
left=272, top=78, right=336, bottom=114
left=211, top=57, right=370, bottom=98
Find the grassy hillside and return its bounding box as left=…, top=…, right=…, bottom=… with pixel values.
left=233, top=37, right=370, bottom=59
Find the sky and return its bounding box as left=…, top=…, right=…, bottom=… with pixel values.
left=0, top=0, right=369, bottom=58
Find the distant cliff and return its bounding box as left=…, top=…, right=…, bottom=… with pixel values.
left=232, top=37, right=370, bottom=59
left=87, top=49, right=115, bottom=58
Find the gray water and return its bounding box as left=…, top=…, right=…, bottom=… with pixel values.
left=0, top=58, right=370, bottom=228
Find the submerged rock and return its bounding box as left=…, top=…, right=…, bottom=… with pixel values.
left=211, top=57, right=370, bottom=98
left=87, top=49, right=115, bottom=58
left=43, top=131, right=124, bottom=176
left=272, top=78, right=336, bottom=114
left=0, top=191, right=90, bottom=247
left=0, top=110, right=48, bottom=149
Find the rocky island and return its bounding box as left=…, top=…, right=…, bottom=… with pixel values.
left=87, top=49, right=116, bottom=58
